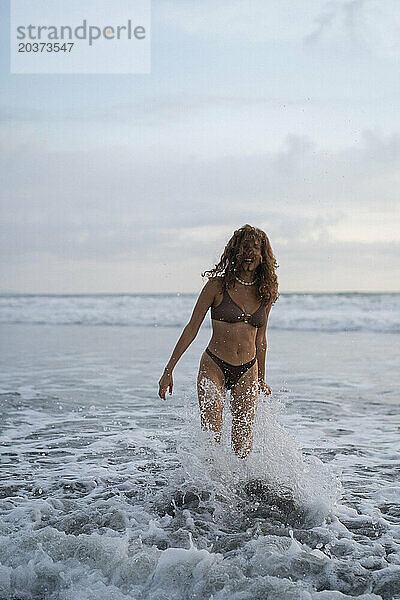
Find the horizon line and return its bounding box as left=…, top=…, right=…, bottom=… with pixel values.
left=1, top=290, right=399, bottom=296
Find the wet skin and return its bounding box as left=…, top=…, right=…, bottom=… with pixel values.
left=159, top=239, right=272, bottom=458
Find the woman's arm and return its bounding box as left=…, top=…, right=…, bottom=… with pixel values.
left=158, top=279, right=218, bottom=399
left=255, top=303, right=272, bottom=393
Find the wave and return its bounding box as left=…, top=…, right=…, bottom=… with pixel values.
left=0, top=293, right=399, bottom=333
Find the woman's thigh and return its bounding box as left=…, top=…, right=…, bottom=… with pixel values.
left=230, top=361, right=259, bottom=423
left=197, top=351, right=226, bottom=426
left=197, top=350, right=226, bottom=390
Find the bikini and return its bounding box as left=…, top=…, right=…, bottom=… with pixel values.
left=206, top=288, right=266, bottom=391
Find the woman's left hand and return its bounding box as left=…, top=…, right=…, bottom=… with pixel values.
left=258, top=380, right=271, bottom=395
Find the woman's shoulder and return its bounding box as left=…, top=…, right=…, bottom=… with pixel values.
left=205, top=275, right=224, bottom=287
left=204, top=276, right=224, bottom=298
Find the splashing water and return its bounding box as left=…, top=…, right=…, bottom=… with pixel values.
left=1, top=318, right=399, bottom=599
left=162, top=386, right=341, bottom=534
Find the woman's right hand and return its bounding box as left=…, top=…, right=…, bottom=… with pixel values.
left=158, top=370, right=173, bottom=399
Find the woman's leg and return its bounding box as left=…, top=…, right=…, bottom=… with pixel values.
left=230, top=361, right=259, bottom=458
left=197, top=351, right=226, bottom=443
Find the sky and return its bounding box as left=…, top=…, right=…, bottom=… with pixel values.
left=1, top=0, right=399, bottom=293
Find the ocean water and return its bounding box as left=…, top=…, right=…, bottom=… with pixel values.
left=0, top=293, right=399, bottom=600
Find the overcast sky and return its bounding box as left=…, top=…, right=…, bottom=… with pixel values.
left=1, top=0, right=399, bottom=293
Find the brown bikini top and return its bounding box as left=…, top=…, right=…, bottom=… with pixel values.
left=211, top=288, right=266, bottom=328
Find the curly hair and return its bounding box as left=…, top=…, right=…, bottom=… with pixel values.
left=202, top=224, right=279, bottom=306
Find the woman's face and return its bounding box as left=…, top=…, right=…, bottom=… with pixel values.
left=238, top=237, right=262, bottom=273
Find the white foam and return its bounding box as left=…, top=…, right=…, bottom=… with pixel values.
left=0, top=293, right=399, bottom=332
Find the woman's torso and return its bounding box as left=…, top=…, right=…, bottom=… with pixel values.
left=207, top=279, right=266, bottom=364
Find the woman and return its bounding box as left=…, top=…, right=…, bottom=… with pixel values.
left=158, top=224, right=279, bottom=459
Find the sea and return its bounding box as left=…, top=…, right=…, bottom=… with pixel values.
left=0, top=292, right=399, bottom=600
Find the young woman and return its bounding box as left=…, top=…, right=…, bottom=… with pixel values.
left=158, top=224, right=279, bottom=458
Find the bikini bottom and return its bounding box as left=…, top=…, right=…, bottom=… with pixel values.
left=205, top=347, right=256, bottom=391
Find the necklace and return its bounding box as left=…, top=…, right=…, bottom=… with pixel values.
left=235, top=275, right=256, bottom=286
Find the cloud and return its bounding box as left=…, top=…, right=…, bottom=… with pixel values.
left=305, top=0, right=400, bottom=59
left=277, top=237, right=400, bottom=292
left=305, top=0, right=367, bottom=44
left=0, top=94, right=313, bottom=125
left=156, top=0, right=400, bottom=59
left=1, top=126, right=399, bottom=268
left=157, top=0, right=324, bottom=42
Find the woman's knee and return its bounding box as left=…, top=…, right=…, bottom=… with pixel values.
left=231, top=427, right=254, bottom=458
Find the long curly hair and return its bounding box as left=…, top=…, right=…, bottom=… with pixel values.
left=202, top=224, right=279, bottom=306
